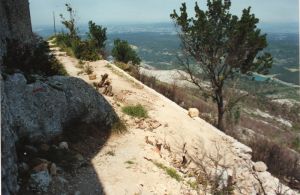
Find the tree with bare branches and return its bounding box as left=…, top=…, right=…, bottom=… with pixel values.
left=170, top=0, right=272, bottom=131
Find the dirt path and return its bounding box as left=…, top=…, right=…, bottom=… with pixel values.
left=48, top=43, right=296, bottom=195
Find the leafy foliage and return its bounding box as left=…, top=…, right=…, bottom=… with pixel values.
left=54, top=5, right=106, bottom=61
left=3, top=35, right=67, bottom=77
left=87, top=20, right=107, bottom=53
left=59, top=3, right=78, bottom=39
left=170, top=0, right=272, bottom=130
left=112, top=39, right=141, bottom=65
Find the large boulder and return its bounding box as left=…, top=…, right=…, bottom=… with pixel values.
left=1, top=73, right=118, bottom=194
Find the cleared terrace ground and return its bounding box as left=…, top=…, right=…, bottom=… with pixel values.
left=49, top=42, right=297, bottom=195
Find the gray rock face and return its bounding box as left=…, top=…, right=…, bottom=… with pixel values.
left=28, top=170, right=51, bottom=192
left=0, top=0, right=33, bottom=64
left=1, top=73, right=118, bottom=194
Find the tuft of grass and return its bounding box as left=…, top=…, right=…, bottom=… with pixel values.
left=84, top=63, right=93, bottom=74
left=111, top=119, right=127, bottom=134
left=187, top=180, right=198, bottom=190
left=106, top=150, right=115, bottom=156
left=153, top=162, right=182, bottom=182
left=122, top=104, right=148, bottom=118
left=76, top=60, right=85, bottom=69
left=125, top=160, right=135, bottom=165
left=115, top=61, right=131, bottom=71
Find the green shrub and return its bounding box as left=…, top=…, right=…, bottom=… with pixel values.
left=112, top=39, right=141, bottom=65
left=3, top=35, right=68, bottom=77
left=87, top=20, right=107, bottom=52
left=53, top=4, right=106, bottom=62
left=122, top=104, right=148, bottom=118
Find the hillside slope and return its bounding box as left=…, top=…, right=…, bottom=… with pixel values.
left=49, top=43, right=297, bottom=195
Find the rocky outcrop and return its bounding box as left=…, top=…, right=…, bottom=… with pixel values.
left=1, top=74, right=118, bottom=194
left=0, top=0, right=33, bottom=64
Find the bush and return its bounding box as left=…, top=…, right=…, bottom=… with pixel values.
left=122, top=104, right=148, bottom=118
left=83, top=63, right=93, bottom=75
left=3, top=35, right=68, bottom=77
left=248, top=137, right=300, bottom=188
left=112, top=39, right=141, bottom=65
left=87, top=20, right=107, bottom=53
left=53, top=34, right=100, bottom=61
left=54, top=5, right=106, bottom=61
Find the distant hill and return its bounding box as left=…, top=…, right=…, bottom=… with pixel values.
left=33, top=22, right=299, bottom=85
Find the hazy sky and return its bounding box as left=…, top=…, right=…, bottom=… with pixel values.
left=29, top=0, right=299, bottom=26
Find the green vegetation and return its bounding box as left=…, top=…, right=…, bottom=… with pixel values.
left=125, top=160, right=135, bottom=165
left=153, top=161, right=182, bottom=182
left=187, top=180, right=198, bottom=190
left=122, top=104, right=148, bottom=118
left=292, top=124, right=300, bottom=132
left=53, top=4, right=106, bottom=61
left=171, top=0, right=272, bottom=131
left=76, top=60, right=85, bottom=69
left=292, top=137, right=300, bottom=150
left=107, top=30, right=298, bottom=85
left=106, top=150, right=115, bottom=156
left=112, top=39, right=141, bottom=65
left=87, top=20, right=107, bottom=55
left=111, top=119, right=127, bottom=134
left=2, top=35, right=67, bottom=79
left=83, top=63, right=93, bottom=74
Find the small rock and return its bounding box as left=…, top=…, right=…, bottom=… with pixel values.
left=74, top=191, right=81, bottom=195
left=50, top=163, right=57, bottom=176
left=233, top=142, right=252, bottom=154
left=32, top=163, right=48, bottom=173
left=56, top=166, right=64, bottom=174
left=59, top=142, right=68, bottom=150
left=89, top=74, right=97, bottom=80
left=57, top=176, right=68, bottom=184
left=39, top=144, right=50, bottom=152
left=188, top=108, right=199, bottom=118
left=18, top=162, right=30, bottom=174
left=253, top=161, right=267, bottom=172
left=149, top=120, right=161, bottom=130
left=29, top=158, right=49, bottom=168
left=29, top=170, right=51, bottom=192
left=138, top=121, right=147, bottom=129
left=75, top=153, right=84, bottom=161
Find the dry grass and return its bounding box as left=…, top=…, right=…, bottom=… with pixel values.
left=248, top=137, right=300, bottom=190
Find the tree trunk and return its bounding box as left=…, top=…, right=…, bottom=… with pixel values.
left=217, top=102, right=224, bottom=131
left=216, top=88, right=224, bottom=131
